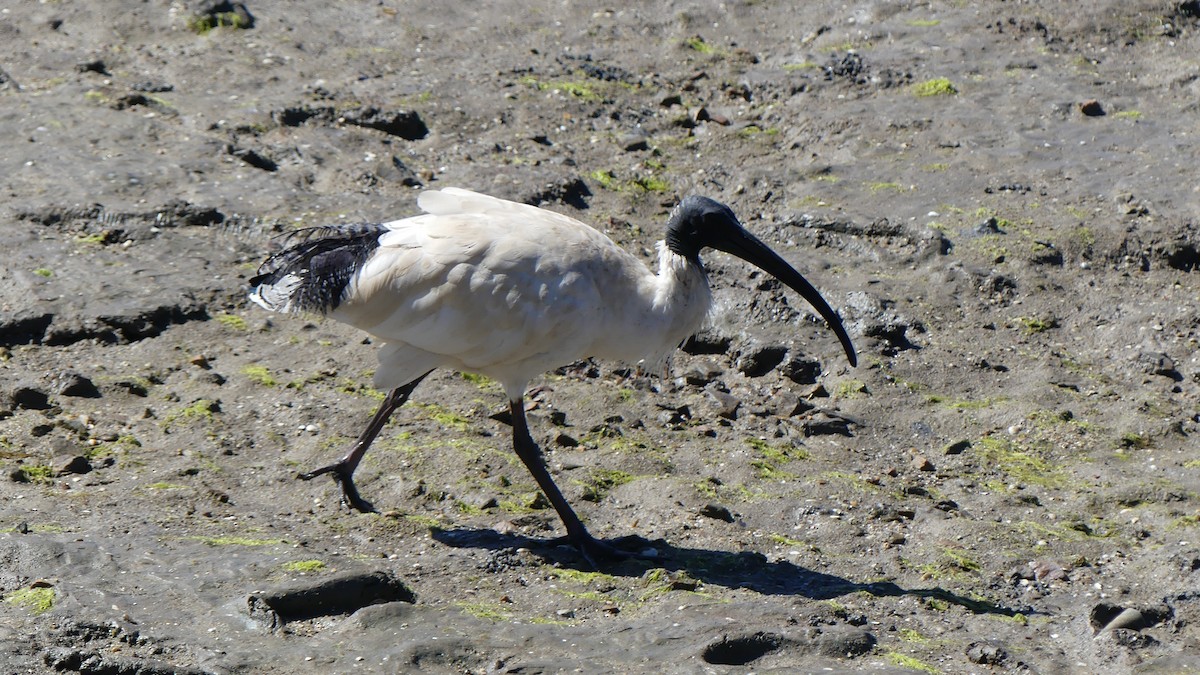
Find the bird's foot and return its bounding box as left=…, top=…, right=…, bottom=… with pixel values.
left=298, top=462, right=376, bottom=513
left=554, top=531, right=664, bottom=569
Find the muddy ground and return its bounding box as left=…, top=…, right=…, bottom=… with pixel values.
left=1, top=1, right=1199, bottom=673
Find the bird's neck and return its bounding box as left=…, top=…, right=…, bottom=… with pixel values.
left=647, top=241, right=712, bottom=349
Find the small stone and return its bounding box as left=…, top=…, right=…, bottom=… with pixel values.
left=55, top=455, right=93, bottom=476
left=943, top=439, right=971, bottom=455
left=803, top=415, right=852, bottom=437
left=912, top=455, right=935, bottom=472
left=682, top=359, right=724, bottom=386
left=774, top=392, right=814, bottom=418
left=966, top=641, right=1007, bottom=665
left=1080, top=99, right=1105, bottom=116
left=554, top=433, right=579, bottom=448
left=698, top=503, right=735, bottom=522
left=75, top=59, right=109, bottom=75
left=526, top=492, right=551, bottom=510
left=619, top=133, right=649, bottom=152
left=1137, top=351, right=1180, bottom=379
left=735, top=341, right=788, bottom=377
left=706, top=390, right=740, bottom=420
left=1032, top=560, right=1068, bottom=582
left=781, top=354, right=822, bottom=384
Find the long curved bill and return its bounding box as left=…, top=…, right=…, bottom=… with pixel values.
left=715, top=227, right=857, bottom=367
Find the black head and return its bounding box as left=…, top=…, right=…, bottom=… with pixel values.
left=665, top=195, right=741, bottom=264
left=665, top=196, right=858, bottom=367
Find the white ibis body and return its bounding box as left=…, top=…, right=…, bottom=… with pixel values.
left=250, top=188, right=856, bottom=563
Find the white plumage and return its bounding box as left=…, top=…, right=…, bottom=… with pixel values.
left=250, top=187, right=855, bottom=565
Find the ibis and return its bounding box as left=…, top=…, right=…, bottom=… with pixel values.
left=249, top=188, right=856, bottom=563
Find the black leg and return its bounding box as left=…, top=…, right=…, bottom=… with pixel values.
left=300, top=371, right=431, bottom=512
left=507, top=397, right=658, bottom=567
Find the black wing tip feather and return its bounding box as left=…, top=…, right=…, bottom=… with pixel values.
left=250, top=223, right=386, bottom=313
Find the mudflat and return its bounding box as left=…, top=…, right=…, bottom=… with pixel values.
left=1, top=1, right=1198, bottom=673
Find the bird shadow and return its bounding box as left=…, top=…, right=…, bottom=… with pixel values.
left=430, top=527, right=1029, bottom=617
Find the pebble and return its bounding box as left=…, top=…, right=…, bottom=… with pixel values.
left=48, top=370, right=100, bottom=398
left=54, top=454, right=93, bottom=476
left=735, top=341, right=788, bottom=378
left=1079, top=99, right=1105, bottom=116
left=943, top=439, right=971, bottom=455
left=966, top=641, right=1008, bottom=665
left=698, top=503, right=735, bottom=522
left=706, top=389, right=740, bottom=420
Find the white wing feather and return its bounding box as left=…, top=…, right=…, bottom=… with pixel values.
left=332, top=189, right=666, bottom=394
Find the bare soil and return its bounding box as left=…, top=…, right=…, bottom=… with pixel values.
left=2, top=1, right=1199, bottom=673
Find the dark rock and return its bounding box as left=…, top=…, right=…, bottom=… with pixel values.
left=114, top=379, right=150, bottom=397
left=131, top=81, right=174, bottom=93
left=803, top=415, right=853, bottom=437
left=75, top=60, right=109, bottom=75
left=974, top=216, right=1005, bottom=236
left=521, top=176, right=591, bottom=210
left=55, top=455, right=92, bottom=476
left=780, top=354, right=821, bottom=384
left=682, top=359, right=723, bottom=386
left=44, top=650, right=210, bottom=675
left=340, top=107, right=428, bottom=140
left=773, top=392, right=814, bottom=417
left=698, top=503, right=735, bottom=522
left=0, top=66, right=19, bottom=92
left=1137, top=351, right=1181, bottom=380
left=735, top=341, right=788, bottom=377
left=1080, top=99, right=1105, bottom=116
left=48, top=370, right=100, bottom=398
left=966, top=640, right=1008, bottom=665
left=656, top=403, right=691, bottom=426
left=229, top=146, right=278, bottom=172
left=387, top=156, right=423, bottom=186
left=620, top=133, right=649, bottom=151
left=824, top=52, right=865, bottom=82
left=706, top=389, right=740, bottom=420
left=191, top=1, right=255, bottom=30
left=1030, top=240, right=1063, bottom=265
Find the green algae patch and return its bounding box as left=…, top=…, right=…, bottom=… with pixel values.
left=5, top=586, right=55, bottom=615
left=912, top=78, right=957, bottom=97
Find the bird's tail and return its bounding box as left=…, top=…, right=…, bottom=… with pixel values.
left=248, top=224, right=386, bottom=314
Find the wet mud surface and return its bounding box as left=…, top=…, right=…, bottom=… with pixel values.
left=2, top=1, right=1199, bottom=673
